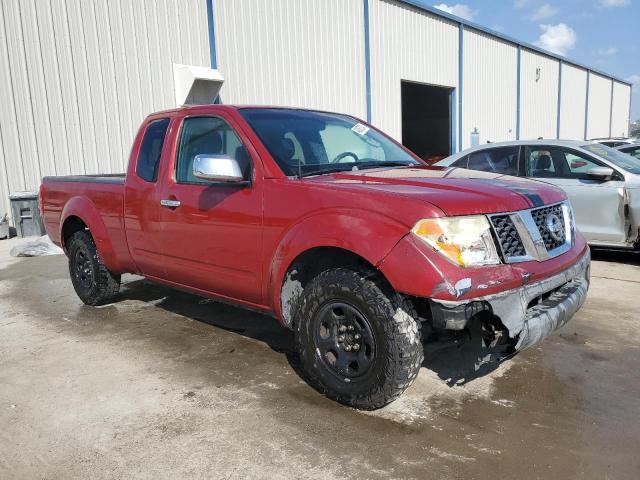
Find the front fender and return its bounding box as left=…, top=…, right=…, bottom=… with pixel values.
left=60, top=196, right=120, bottom=272
left=267, top=208, right=411, bottom=320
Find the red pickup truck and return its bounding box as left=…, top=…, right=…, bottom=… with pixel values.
left=41, top=105, right=590, bottom=409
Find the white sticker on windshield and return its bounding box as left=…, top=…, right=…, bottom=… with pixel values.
left=351, top=123, right=370, bottom=136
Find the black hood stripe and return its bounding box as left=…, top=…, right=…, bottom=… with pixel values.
left=475, top=179, right=545, bottom=208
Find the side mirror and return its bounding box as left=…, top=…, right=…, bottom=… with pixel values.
left=193, top=154, right=244, bottom=183
left=586, top=167, right=614, bottom=181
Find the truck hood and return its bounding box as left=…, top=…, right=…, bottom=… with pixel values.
left=308, top=166, right=566, bottom=216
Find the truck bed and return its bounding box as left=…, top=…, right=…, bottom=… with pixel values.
left=40, top=175, right=127, bottom=262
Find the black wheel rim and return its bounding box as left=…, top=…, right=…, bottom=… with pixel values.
left=73, top=249, right=94, bottom=291
left=313, top=301, right=376, bottom=380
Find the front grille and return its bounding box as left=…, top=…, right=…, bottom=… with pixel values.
left=531, top=204, right=566, bottom=251
left=490, top=215, right=526, bottom=258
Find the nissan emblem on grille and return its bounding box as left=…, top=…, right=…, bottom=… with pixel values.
left=545, top=213, right=564, bottom=243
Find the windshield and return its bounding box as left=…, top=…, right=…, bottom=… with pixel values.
left=581, top=143, right=640, bottom=174
left=239, top=108, right=420, bottom=177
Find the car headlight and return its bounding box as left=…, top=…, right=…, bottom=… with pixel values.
left=411, top=216, right=500, bottom=267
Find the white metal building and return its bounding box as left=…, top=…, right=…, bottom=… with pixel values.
left=0, top=0, right=632, bottom=219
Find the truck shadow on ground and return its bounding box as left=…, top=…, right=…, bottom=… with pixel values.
left=117, top=277, right=502, bottom=388
left=590, top=248, right=640, bottom=266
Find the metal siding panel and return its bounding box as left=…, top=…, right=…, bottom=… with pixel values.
left=95, top=0, right=124, bottom=173
left=22, top=0, right=58, bottom=178
left=155, top=0, right=175, bottom=107
left=462, top=29, right=517, bottom=149
left=390, top=1, right=630, bottom=86
left=587, top=73, right=611, bottom=140
left=3, top=0, right=36, bottom=192
left=122, top=0, right=146, bottom=140
left=519, top=50, right=559, bottom=140
left=66, top=0, right=99, bottom=174
left=0, top=0, right=210, bottom=209
left=83, top=0, right=111, bottom=174
left=0, top=0, right=25, bottom=214
left=133, top=1, right=154, bottom=118
left=0, top=119, right=9, bottom=216
left=610, top=82, right=631, bottom=138
left=37, top=0, right=71, bottom=176
left=51, top=0, right=86, bottom=176
left=368, top=0, right=458, bottom=140
left=558, top=64, right=587, bottom=140
left=214, top=0, right=366, bottom=118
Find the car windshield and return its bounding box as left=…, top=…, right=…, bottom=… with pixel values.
left=239, top=108, right=420, bottom=177
left=582, top=143, right=640, bottom=174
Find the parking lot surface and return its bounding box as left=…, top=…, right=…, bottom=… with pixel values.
left=1, top=239, right=639, bottom=479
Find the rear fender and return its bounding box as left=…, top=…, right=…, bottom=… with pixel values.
left=60, top=196, right=120, bottom=271
left=267, top=209, right=410, bottom=320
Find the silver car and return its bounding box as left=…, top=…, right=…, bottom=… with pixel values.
left=436, top=140, right=640, bottom=249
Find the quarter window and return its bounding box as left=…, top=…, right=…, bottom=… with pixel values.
left=450, top=155, right=469, bottom=168
left=176, top=117, right=251, bottom=184
left=136, top=118, right=170, bottom=182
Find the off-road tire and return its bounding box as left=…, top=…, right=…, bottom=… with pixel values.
left=294, top=267, right=423, bottom=410
left=67, top=230, right=120, bottom=306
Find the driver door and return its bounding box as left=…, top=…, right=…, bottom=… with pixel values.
left=524, top=145, right=626, bottom=245
left=157, top=114, right=264, bottom=304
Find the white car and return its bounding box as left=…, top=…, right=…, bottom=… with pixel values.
left=591, top=137, right=637, bottom=148
left=436, top=140, right=640, bottom=249
left=616, top=143, right=640, bottom=160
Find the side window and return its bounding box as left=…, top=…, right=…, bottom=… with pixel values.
left=563, top=151, right=602, bottom=176
left=466, top=147, right=519, bottom=175
left=624, top=147, right=640, bottom=160
left=136, top=118, right=170, bottom=182
left=525, top=147, right=557, bottom=177
left=526, top=146, right=603, bottom=179
left=176, top=116, right=251, bottom=184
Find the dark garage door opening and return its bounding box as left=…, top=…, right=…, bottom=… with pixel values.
left=401, top=81, right=452, bottom=164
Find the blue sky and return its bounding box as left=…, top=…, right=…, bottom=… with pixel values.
left=428, top=0, right=640, bottom=121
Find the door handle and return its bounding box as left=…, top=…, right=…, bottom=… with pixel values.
left=160, top=199, right=181, bottom=209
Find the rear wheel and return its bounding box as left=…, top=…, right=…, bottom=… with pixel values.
left=294, top=268, right=423, bottom=410
left=67, top=230, right=120, bottom=306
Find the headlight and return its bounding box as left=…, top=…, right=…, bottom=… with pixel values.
left=411, top=216, right=500, bottom=267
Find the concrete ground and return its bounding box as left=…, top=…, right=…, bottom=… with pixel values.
left=1, top=237, right=639, bottom=479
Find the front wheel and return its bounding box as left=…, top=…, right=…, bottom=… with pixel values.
left=67, top=230, right=121, bottom=306
left=294, top=268, right=423, bottom=410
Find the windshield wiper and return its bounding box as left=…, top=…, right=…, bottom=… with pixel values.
left=356, top=161, right=415, bottom=170
left=298, top=166, right=355, bottom=178
left=298, top=161, right=415, bottom=178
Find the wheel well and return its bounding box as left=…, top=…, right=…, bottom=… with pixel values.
left=62, top=216, right=88, bottom=248
left=280, top=247, right=388, bottom=328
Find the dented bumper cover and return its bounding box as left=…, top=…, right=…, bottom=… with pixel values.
left=429, top=249, right=590, bottom=351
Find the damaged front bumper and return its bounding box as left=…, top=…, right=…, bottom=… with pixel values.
left=429, top=249, right=590, bottom=352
